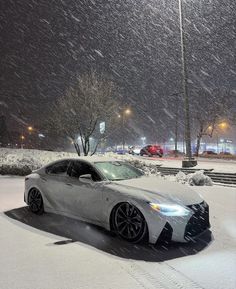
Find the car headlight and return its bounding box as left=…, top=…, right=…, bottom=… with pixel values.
left=149, top=202, right=190, bottom=216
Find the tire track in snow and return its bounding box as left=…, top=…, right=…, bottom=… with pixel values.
left=119, top=259, right=206, bottom=289
left=119, top=261, right=168, bottom=289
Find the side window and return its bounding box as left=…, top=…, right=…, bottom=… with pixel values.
left=46, top=161, right=69, bottom=175
left=68, top=161, right=101, bottom=182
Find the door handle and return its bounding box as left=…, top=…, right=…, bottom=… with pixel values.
left=66, top=183, right=73, bottom=187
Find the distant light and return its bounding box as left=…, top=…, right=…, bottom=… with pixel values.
left=219, top=122, right=228, bottom=129
left=38, top=133, right=45, bottom=138
left=28, top=126, right=33, bottom=131
left=20, top=135, right=25, bottom=140
left=99, top=122, right=105, bottom=134
left=220, top=139, right=224, bottom=143
left=170, top=137, right=174, bottom=142
left=125, top=109, right=131, bottom=115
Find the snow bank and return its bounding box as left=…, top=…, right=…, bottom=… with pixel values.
left=0, top=148, right=77, bottom=176
left=176, top=170, right=213, bottom=186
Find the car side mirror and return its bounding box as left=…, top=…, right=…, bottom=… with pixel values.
left=79, top=174, right=93, bottom=184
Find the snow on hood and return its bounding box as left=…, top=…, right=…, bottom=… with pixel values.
left=111, top=176, right=203, bottom=206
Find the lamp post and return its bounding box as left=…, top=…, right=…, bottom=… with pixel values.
left=178, top=0, right=197, bottom=167
left=119, top=108, right=131, bottom=151
left=20, top=135, right=25, bottom=149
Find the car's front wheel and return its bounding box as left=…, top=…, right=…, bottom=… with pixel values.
left=28, top=188, right=44, bottom=214
left=112, top=202, right=147, bottom=243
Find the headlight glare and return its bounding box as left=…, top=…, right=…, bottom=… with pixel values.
left=149, top=202, right=190, bottom=216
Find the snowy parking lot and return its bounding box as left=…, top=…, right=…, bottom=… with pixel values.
left=0, top=176, right=235, bottom=289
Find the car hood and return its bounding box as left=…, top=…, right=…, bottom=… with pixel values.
left=110, top=176, right=203, bottom=206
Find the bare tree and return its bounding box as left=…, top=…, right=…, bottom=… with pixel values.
left=192, top=89, right=231, bottom=156
left=49, top=71, right=118, bottom=156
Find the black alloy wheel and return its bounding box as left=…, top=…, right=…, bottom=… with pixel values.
left=113, top=202, right=147, bottom=243
left=28, top=188, right=44, bottom=214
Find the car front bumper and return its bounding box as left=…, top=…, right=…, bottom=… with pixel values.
left=147, top=201, right=210, bottom=244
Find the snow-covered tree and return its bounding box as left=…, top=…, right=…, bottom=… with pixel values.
left=49, top=71, right=118, bottom=156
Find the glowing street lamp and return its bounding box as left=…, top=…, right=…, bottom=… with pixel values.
left=219, top=122, right=228, bottom=129
left=124, top=109, right=131, bottom=115
left=28, top=126, right=33, bottom=132
left=20, top=135, right=25, bottom=149
left=120, top=108, right=132, bottom=151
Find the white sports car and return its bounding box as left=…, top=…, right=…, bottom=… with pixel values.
left=24, top=158, right=210, bottom=244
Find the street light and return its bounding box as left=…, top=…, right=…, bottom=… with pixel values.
left=219, top=122, right=228, bottom=129
left=178, top=0, right=197, bottom=167
left=120, top=108, right=131, bottom=151
left=20, top=135, right=25, bottom=149
left=28, top=126, right=33, bottom=132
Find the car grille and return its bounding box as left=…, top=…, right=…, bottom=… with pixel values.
left=184, top=201, right=210, bottom=240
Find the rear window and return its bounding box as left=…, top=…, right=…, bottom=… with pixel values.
left=46, top=161, right=70, bottom=175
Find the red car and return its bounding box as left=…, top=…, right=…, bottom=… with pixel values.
left=140, top=145, right=163, bottom=157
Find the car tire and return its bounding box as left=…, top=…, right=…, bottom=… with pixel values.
left=111, top=202, right=148, bottom=243
left=28, top=188, right=44, bottom=215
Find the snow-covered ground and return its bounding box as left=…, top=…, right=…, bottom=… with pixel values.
left=0, top=176, right=235, bottom=289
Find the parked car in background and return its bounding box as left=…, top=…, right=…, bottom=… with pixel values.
left=128, top=146, right=141, bottom=155
left=201, top=151, right=217, bottom=156
left=114, top=148, right=127, bottom=155
left=140, top=145, right=163, bottom=157
left=219, top=152, right=232, bottom=156
left=166, top=150, right=185, bottom=157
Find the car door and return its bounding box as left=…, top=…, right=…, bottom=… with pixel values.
left=63, top=160, right=104, bottom=223
left=41, top=160, right=71, bottom=213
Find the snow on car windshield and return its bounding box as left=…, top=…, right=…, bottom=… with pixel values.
left=94, top=161, right=144, bottom=181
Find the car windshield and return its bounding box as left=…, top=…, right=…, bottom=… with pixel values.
left=94, top=161, right=144, bottom=181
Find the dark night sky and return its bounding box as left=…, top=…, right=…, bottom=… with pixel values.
left=0, top=0, right=235, bottom=140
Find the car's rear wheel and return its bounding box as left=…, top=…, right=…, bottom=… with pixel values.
left=112, top=202, right=147, bottom=243
left=28, top=188, right=44, bottom=214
